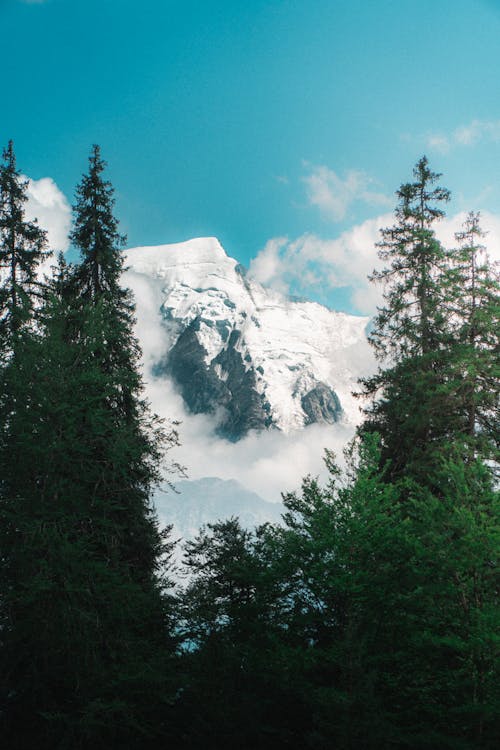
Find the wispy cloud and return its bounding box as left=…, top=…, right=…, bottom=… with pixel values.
left=303, top=164, right=392, bottom=222
left=427, top=119, right=500, bottom=153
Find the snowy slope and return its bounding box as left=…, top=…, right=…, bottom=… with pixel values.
left=124, top=237, right=373, bottom=439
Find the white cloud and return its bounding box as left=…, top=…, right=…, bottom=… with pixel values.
left=427, top=119, right=500, bottom=152
left=249, top=210, right=500, bottom=316
left=247, top=236, right=290, bottom=294
left=250, top=213, right=391, bottom=314
left=303, top=164, right=391, bottom=222
left=426, top=134, right=451, bottom=154
left=435, top=210, right=500, bottom=263
left=24, top=176, right=72, bottom=253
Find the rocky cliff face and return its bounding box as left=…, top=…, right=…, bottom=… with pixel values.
left=124, top=237, right=371, bottom=441
left=159, top=322, right=273, bottom=440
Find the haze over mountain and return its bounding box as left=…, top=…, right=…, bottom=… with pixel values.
left=154, top=477, right=284, bottom=547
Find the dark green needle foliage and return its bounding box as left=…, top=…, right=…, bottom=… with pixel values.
left=266, top=437, right=499, bottom=749
left=360, top=156, right=455, bottom=480
left=360, top=158, right=499, bottom=482
left=0, top=146, right=181, bottom=749
left=447, top=212, right=499, bottom=460
left=0, top=144, right=497, bottom=750
left=178, top=518, right=306, bottom=750
left=178, top=157, right=498, bottom=750
left=0, top=140, right=47, bottom=353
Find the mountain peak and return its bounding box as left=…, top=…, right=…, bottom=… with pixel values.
left=124, top=237, right=374, bottom=440
left=125, top=236, right=230, bottom=275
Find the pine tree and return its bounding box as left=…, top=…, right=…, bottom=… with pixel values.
left=346, top=158, right=500, bottom=745
left=179, top=519, right=300, bottom=750
left=361, top=159, right=499, bottom=482
left=0, top=148, right=182, bottom=748
left=447, top=212, right=500, bottom=459
left=361, top=157, right=458, bottom=480
left=0, top=140, right=48, bottom=353
left=70, top=145, right=140, bottom=415
left=369, top=155, right=450, bottom=361
left=68, top=144, right=181, bottom=581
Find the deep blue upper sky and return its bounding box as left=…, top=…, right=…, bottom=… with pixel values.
left=4, top=0, right=500, bottom=312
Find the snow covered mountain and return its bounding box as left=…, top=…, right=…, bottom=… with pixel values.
left=124, top=237, right=372, bottom=442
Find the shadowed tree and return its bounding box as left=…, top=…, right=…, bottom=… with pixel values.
left=0, top=147, right=182, bottom=749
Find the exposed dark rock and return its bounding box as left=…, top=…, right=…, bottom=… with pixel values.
left=211, top=330, right=272, bottom=440
left=163, top=319, right=229, bottom=415
left=215, top=319, right=231, bottom=342
left=301, top=383, right=342, bottom=425
left=163, top=323, right=272, bottom=441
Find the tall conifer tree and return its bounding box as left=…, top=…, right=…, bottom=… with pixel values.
left=0, top=140, right=47, bottom=352
left=448, top=212, right=499, bottom=459
left=0, top=146, right=181, bottom=748
left=68, top=144, right=179, bottom=581
left=361, top=157, right=456, bottom=479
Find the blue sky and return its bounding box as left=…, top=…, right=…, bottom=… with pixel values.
left=4, top=0, right=500, bottom=314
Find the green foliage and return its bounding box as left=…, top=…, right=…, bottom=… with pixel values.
left=177, top=518, right=303, bottom=749
left=70, top=144, right=126, bottom=302
left=446, top=212, right=500, bottom=459
left=0, top=140, right=48, bottom=352
left=368, top=156, right=450, bottom=361
left=0, top=148, right=181, bottom=748
left=177, top=157, right=498, bottom=749
left=361, top=159, right=499, bottom=481
left=0, top=146, right=497, bottom=749
left=270, top=438, right=499, bottom=749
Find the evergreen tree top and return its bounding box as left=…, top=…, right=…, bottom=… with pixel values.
left=70, top=145, right=127, bottom=301
left=0, top=140, right=31, bottom=222
left=0, top=139, right=48, bottom=345
left=368, top=156, right=451, bottom=361
left=394, top=156, right=451, bottom=227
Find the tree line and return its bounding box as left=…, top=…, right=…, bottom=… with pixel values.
left=0, top=143, right=498, bottom=749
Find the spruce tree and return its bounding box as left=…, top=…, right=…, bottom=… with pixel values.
left=369, top=155, right=450, bottom=361
left=0, top=140, right=47, bottom=352
left=346, top=157, right=500, bottom=745
left=361, top=157, right=457, bottom=479
left=361, top=158, right=499, bottom=482
left=68, top=144, right=180, bottom=583
left=447, top=212, right=499, bottom=459
left=0, top=147, right=181, bottom=748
